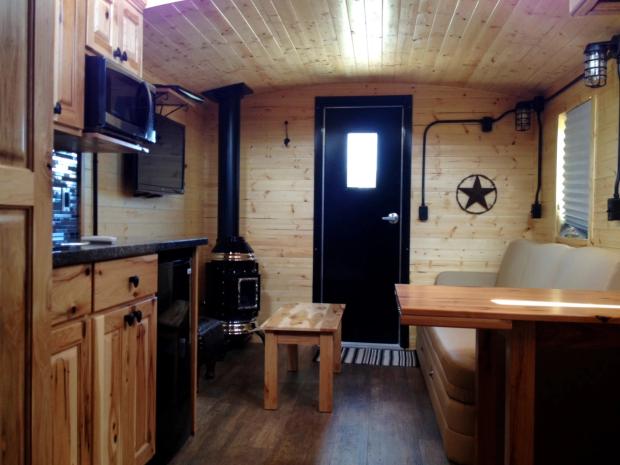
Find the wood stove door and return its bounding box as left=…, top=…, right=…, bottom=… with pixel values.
left=314, top=96, right=412, bottom=345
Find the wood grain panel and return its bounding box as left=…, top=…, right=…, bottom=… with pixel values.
left=132, top=298, right=156, bottom=465
left=51, top=319, right=91, bottom=465
left=51, top=264, right=93, bottom=325
left=229, top=82, right=536, bottom=321
left=0, top=209, right=27, bottom=465
left=142, top=0, right=620, bottom=96
left=94, top=255, right=157, bottom=312
left=0, top=0, right=28, bottom=167
left=92, top=305, right=131, bottom=465
left=53, top=0, right=86, bottom=131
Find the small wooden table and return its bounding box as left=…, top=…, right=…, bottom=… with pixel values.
left=261, top=303, right=344, bottom=412
left=396, top=284, right=620, bottom=465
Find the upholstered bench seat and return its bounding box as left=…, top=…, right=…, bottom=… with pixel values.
left=418, top=239, right=620, bottom=464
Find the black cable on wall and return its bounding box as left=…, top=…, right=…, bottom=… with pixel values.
left=418, top=75, right=584, bottom=222
left=418, top=110, right=514, bottom=221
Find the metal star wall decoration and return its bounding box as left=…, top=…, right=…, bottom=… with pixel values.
left=456, top=174, right=497, bottom=215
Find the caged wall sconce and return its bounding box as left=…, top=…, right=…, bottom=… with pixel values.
left=583, top=35, right=620, bottom=220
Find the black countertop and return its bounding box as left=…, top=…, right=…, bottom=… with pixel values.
left=53, top=236, right=208, bottom=268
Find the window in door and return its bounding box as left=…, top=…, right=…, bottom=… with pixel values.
left=346, top=132, right=378, bottom=188
left=556, top=100, right=593, bottom=240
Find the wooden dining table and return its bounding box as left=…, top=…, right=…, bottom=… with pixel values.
left=395, top=284, right=620, bottom=465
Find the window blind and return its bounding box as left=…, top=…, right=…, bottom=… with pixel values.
left=560, top=100, right=592, bottom=237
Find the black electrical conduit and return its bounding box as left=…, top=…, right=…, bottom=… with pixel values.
left=418, top=74, right=585, bottom=222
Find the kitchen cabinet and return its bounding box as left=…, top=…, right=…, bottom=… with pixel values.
left=92, top=297, right=157, bottom=465
left=119, top=0, right=144, bottom=76
left=51, top=264, right=93, bottom=325
left=86, top=0, right=118, bottom=59
left=50, top=254, right=157, bottom=465
left=86, top=0, right=145, bottom=76
left=53, top=0, right=86, bottom=133
left=94, top=255, right=157, bottom=312
left=51, top=319, right=92, bottom=465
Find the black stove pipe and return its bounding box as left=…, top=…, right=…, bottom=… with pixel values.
left=203, top=83, right=253, bottom=253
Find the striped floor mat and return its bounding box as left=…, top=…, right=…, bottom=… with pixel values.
left=314, top=347, right=417, bottom=367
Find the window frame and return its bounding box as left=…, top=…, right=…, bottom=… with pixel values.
left=554, top=97, right=596, bottom=246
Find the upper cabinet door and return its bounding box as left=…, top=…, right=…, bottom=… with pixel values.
left=87, top=0, right=118, bottom=58
left=53, top=0, right=86, bottom=132
left=120, top=0, right=143, bottom=77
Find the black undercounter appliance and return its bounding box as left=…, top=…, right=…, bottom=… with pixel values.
left=203, top=83, right=261, bottom=337
left=149, top=250, right=193, bottom=465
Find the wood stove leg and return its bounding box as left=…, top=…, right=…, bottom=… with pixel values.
left=475, top=329, right=506, bottom=465
left=319, top=333, right=334, bottom=412
left=505, top=322, right=536, bottom=465
left=264, top=332, right=278, bottom=410
left=287, top=344, right=298, bottom=372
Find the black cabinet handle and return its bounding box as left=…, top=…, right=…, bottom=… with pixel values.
left=124, top=312, right=136, bottom=327
left=53, top=101, right=62, bottom=115
left=129, top=275, right=140, bottom=287
left=133, top=310, right=143, bottom=323
left=121, top=51, right=128, bottom=62
left=113, top=47, right=122, bottom=59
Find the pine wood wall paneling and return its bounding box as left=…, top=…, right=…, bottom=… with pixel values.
left=142, top=0, right=620, bottom=96
left=532, top=70, right=620, bottom=249
left=230, top=82, right=537, bottom=321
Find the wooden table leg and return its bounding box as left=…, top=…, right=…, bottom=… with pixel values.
left=333, top=323, right=342, bottom=373
left=475, top=329, right=506, bottom=465
left=264, top=332, right=278, bottom=410
left=505, top=322, right=536, bottom=465
left=319, top=333, right=334, bottom=412
left=287, top=344, right=298, bottom=372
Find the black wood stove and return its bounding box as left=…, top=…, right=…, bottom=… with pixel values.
left=203, top=83, right=260, bottom=336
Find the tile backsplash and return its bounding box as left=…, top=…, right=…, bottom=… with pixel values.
left=52, top=151, right=80, bottom=244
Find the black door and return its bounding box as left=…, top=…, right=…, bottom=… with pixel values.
left=313, top=96, right=412, bottom=345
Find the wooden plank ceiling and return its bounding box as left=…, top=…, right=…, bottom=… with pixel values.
left=143, top=0, right=620, bottom=95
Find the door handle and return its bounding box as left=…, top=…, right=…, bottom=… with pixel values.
left=381, top=212, right=399, bottom=224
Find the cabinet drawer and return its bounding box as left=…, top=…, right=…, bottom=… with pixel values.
left=94, top=254, right=157, bottom=311
left=51, top=264, right=93, bottom=325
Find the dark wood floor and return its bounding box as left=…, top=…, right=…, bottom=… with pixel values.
left=171, top=343, right=451, bottom=465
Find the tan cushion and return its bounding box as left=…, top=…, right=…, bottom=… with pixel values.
left=418, top=328, right=475, bottom=434
left=496, top=239, right=570, bottom=288
left=435, top=271, right=498, bottom=287
left=553, top=246, right=620, bottom=291
left=424, top=326, right=476, bottom=404
left=418, top=329, right=474, bottom=465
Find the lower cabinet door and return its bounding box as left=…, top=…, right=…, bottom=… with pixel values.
left=51, top=319, right=91, bottom=465
left=92, top=297, right=157, bottom=465
left=93, top=304, right=133, bottom=465
left=132, top=298, right=157, bottom=465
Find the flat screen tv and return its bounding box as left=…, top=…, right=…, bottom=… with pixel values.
left=128, top=114, right=185, bottom=196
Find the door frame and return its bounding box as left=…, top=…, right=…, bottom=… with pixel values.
left=312, top=95, right=413, bottom=303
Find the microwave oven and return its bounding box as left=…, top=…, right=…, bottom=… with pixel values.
left=84, top=56, right=156, bottom=144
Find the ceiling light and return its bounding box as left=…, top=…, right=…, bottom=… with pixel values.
left=583, top=35, right=620, bottom=88
left=584, top=42, right=610, bottom=88
left=515, top=101, right=531, bottom=131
